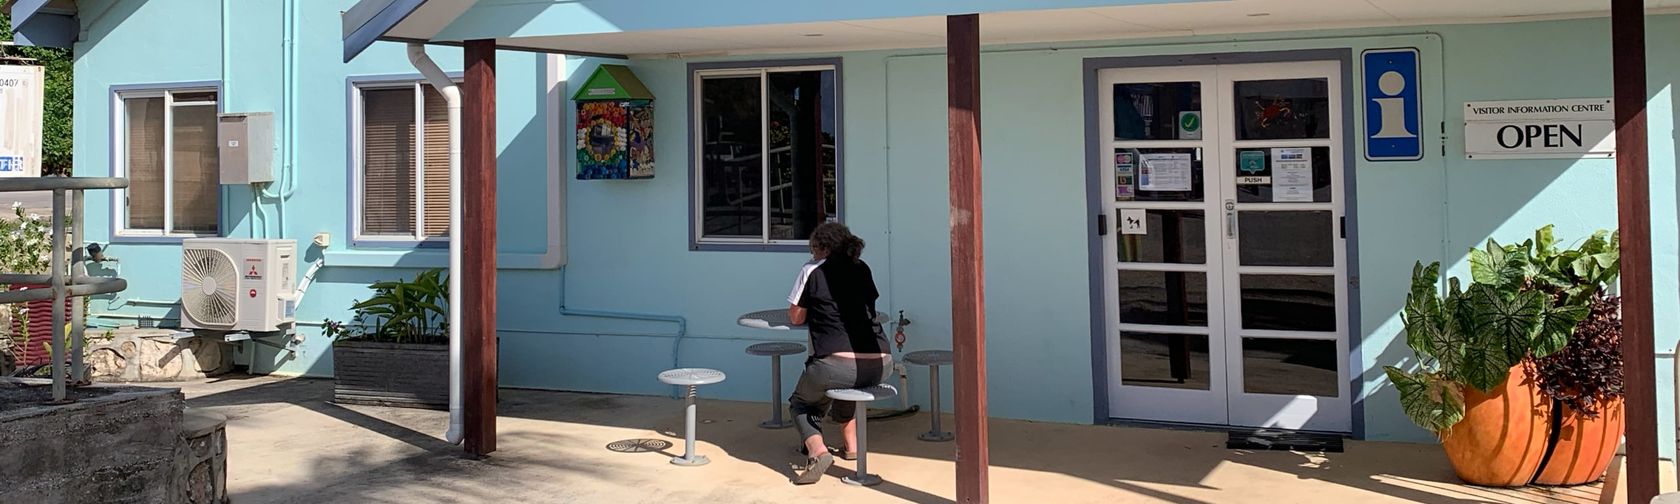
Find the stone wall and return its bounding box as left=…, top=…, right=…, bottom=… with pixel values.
left=87, top=329, right=234, bottom=383
left=0, top=382, right=185, bottom=503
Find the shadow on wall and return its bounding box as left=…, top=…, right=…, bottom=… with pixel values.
left=1364, top=153, right=1605, bottom=441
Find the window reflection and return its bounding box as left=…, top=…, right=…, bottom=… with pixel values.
left=1234, top=79, right=1330, bottom=140
left=1118, top=270, right=1208, bottom=326
left=1113, top=82, right=1202, bottom=141
left=1122, top=332, right=1211, bottom=390
left=1243, top=337, right=1338, bottom=397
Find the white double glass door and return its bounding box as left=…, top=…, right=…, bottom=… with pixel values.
left=1099, top=61, right=1350, bottom=432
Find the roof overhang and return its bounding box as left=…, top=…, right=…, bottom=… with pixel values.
left=3, top=0, right=79, bottom=49
left=344, top=0, right=1680, bottom=62
left=340, top=0, right=1213, bottom=62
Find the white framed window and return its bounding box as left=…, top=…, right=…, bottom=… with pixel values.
left=691, top=61, right=841, bottom=249
left=112, top=87, right=221, bottom=237
left=350, top=80, right=455, bottom=244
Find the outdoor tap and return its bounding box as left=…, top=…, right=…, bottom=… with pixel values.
left=893, top=310, right=910, bottom=352
left=84, top=242, right=114, bottom=262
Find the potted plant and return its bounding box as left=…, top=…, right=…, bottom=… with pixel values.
left=1385, top=236, right=1589, bottom=487
left=1522, top=227, right=1622, bottom=486
left=324, top=269, right=450, bottom=409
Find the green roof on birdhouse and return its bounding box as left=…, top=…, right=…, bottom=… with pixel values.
left=572, top=65, right=655, bottom=101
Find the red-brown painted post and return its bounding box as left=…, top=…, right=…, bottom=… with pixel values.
left=1610, top=0, right=1657, bottom=501
left=463, top=39, right=499, bottom=457
left=947, top=13, right=989, bottom=503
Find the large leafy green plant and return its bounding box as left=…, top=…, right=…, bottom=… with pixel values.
left=324, top=269, right=449, bottom=345
left=1523, top=226, right=1622, bottom=417
left=1386, top=235, right=1590, bottom=434
left=1512, top=225, right=1618, bottom=309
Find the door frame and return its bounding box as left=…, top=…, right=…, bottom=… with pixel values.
left=1082, top=49, right=1365, bottom=436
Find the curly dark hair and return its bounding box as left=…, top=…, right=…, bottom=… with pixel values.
left=809, top=222, right=864, bottom=262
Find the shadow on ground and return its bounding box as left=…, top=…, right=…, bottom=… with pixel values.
left=179, top=377, right=1603, bottom=504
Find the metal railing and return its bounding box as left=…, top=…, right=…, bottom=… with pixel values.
left=0, top=177, right=129, bottom=403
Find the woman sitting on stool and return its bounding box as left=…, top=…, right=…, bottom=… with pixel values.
left=785, top=222, right=893, bottom=485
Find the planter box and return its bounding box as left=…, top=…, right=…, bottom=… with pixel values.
left=332, top=341, right=447, bottom=409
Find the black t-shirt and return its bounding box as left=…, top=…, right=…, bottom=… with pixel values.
left=789, top=258, right=888, bottom=357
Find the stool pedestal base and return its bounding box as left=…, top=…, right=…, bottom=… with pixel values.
left=918, top=431, right=954, bottom=442
left=670, top=455, right=711, bottom=466
left=842, top=474, right=882, bottom=486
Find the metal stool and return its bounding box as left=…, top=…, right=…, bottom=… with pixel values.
left=904, top=350, right=954, bottom=442
left=657, top=368, right=726, bottom=466
left=825, top=384, right=898, bottom=486
left=745, top=341, right=806, bottom=429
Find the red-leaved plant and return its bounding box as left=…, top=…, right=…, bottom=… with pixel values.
left=1535, top=293, right=1623, bottom=418
left=1515, top=226, right=1622, bottom=417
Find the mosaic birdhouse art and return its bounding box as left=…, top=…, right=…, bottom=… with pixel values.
left=574, top=65, right=655, bottom=180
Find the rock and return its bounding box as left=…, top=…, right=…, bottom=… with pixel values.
left=177, top=409, right=227, bottom=504
left=0, top=382, right=185, bottom=503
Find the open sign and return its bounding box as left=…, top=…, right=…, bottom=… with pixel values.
left=1465, top=98, right=1615, bottom=160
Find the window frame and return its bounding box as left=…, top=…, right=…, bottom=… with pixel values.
left=347, top=74, right=463, bottom=248
left=687, top=59, right=845, bottom=252
left=108, top=83, right=225, bottom=241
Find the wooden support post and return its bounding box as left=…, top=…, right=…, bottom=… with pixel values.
left=947, top=13, right=990, bottom=503
left=463, top=39, right=499, bottom=457
left=1611, top=1, right=1657, bottom=501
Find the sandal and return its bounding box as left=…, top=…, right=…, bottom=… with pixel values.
left=796, top=445, right=857, bottom=461
left=791, top=453, right=833, bottom=485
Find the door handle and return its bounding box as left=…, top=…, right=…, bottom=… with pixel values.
left=1224, top=199, right=1236, bottom=239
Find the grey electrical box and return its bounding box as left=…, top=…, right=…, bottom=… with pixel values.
left=218, top=112, right=275, bottom=185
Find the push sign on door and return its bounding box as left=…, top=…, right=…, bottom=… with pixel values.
left=1363, top=48, right=1423, bottom=161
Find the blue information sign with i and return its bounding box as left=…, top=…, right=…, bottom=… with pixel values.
left=1363, top=48, right=1422, bottom=161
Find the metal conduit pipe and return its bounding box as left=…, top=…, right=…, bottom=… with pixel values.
left=557, top=307, right=688, bottom=398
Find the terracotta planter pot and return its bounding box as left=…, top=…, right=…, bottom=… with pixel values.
left=1440, top=362, right=1551, bottom=487
left=1533, top=397, right=1625, bottom=486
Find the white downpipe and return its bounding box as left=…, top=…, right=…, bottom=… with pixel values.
left=407, top=44, right=464, bottom=446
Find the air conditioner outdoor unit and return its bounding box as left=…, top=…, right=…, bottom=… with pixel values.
left=180, top=238, right=298, bottom=332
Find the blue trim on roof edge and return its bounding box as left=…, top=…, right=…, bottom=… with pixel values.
left=9, top=0, right=77, bottom=49
left=343, top=0, right=428, bottom=63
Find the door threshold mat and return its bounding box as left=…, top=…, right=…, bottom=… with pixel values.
left=1226, top=429, right=1344, bottom=453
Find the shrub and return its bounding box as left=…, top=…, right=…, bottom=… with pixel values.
left=324, top=269, right=449, bottom=345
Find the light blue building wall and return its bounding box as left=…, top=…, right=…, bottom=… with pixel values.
left=72, top=0, right=552, bottom=374
left=66, top=0, right=1680, bottom=451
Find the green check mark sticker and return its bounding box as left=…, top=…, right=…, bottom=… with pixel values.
left=1180, top=113, right=1200, bottom=132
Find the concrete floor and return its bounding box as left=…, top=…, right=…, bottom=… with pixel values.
left=173, top=375, right=1642, bottom=503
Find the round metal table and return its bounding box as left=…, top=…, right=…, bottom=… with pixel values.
left=737, top=309, right=894, bottom=425
left=657, top=368, right=726, bottom=466
left=737, top=309, right=888, bottom=331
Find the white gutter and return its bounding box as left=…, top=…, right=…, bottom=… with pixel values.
left=407, top=43, right=465, bottom=446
